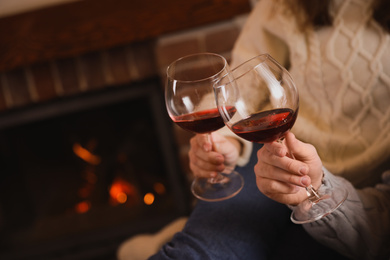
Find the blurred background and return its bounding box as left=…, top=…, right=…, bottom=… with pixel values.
left=0, top=0, right=253, bottom=259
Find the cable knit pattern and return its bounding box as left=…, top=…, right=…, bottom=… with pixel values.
left=231, top=0, right=390, bottom=186
left=243, top=0, right=390, bottom=187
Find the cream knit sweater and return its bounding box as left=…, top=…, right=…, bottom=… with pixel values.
left=228, top=0, right=390, bottom=258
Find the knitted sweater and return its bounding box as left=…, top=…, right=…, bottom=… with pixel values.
left=229, top=0, right=390, bottom=258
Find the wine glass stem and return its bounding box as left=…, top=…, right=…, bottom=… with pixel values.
left=306, top=185, right=321, bottom=201
left=206, top=132, right=213, bottom=149
left=206, top=133, right=227, bottom=184
left=208, top=174, right=225, bottom=184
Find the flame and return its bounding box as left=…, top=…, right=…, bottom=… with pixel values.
left=143, top=193, right=155, bottom=205
left=73, top=143, right=101, bottom=165
left=116, top=192, right=128, bottom=204
left=153, top=182, right=166, bottom=195
left=109, top=178, right=137, bottom=205
left=75, top=200, right=91, bottom=213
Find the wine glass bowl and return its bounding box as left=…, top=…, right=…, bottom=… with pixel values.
left=215, top=54, right=299, bottom=144
left=165, top=53, right=244, bottom=202
left=214, top=54, right=347, bottom=223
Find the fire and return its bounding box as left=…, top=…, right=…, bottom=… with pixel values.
left=143, top=193, right=155, bottom=205
left=109, top=177, right=138, bottom=205
left=75, top=200, right=91, bottom=213
left=73, top=143, right=101, bottom=165
left=153, top=182, right=166, bottom=195
left=116, top=192, right=128, bottom=204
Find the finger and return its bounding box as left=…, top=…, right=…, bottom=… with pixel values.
left=285, top=132, right=317, bottom=162
left=194, top=134, right=212, bottom=152
left=209, top=132, right=225, bottom=152
left=259, top=147, right=309, bottom=176
left=256, top=175, right=300, bottom=195
left=255, top=161, right=311, bottom=187
left=256, top=176, right=307, bottom=205
left=188, top=150, right=224, bottom=176
left=188, top=148, right=224, bottom=169
left=190, top=141, right=225, bottom=166
left=189, top=161, right=220, bottom=178
left=262, top=141, right=288, bottom=157
left=189, top=155, right=225, bottom=178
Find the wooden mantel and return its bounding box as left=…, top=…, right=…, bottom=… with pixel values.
left=0, top=0, right=251, bottom=72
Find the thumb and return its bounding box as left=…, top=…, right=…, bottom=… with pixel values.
left=210, top=132, right=239, bottom=166
left=209, top=132, right=229, bottom=153
left=196, top=134, right=212, bottom=152
left=285, top=131, right=317, bottom=163
left=285, top=132, right=323, bottom=188
left=285, top=132, right=303, bottom=159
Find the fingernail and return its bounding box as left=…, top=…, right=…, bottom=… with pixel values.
left=276, top=148, right=283, bottom=156
left=216, top=154, right=224, bottom=161
left=216, top=165, right=225, bottom=172
left=300, top=176, right=310, bottom=186
left=299, top=166, right=308, bottom=175
left=203, top=144, right=210, bottom=152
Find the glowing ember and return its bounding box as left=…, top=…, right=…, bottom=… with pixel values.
left=116, top=192, right=128, bottom=204
left=153, top=182, right=166, bottom=195
left=143, top=193, right=155, bottom=205
left=73, top=143, right=101, bottom=165
left=75, top=200, right=91, bottom=214
left=109, top=178, right=138, bottom=205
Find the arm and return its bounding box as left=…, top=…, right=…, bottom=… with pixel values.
left=255, top=132, right=390, bottom=259
left=303, top=169, right=390, bottom=260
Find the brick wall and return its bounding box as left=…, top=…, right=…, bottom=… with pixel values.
left=0, top=13, right=249, bottom=178
left=0, top=41, right=157, bottom=110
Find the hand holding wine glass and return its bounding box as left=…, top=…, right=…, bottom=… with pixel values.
left=165, top=53, right=244, bottom=202
left=188, top=132, right=241, bottom=179
left=214, top=54, right=347, bottom=223
left=255, top=131, right=324, bottom=206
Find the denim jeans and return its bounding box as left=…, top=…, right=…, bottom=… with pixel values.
left=150, top=143, right=348, bottom=260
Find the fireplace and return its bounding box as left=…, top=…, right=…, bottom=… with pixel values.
left=0, top=79, right=190, bottom=259
left=0, top=0, right=252, bottom=258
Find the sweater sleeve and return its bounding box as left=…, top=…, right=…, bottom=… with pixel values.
left=302, top=168, right=390, bottom=260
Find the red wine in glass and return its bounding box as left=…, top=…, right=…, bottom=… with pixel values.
left=214, top=54, right=347, bottom=223
left=231, top=108, right=298, bottom=143
left=165, top=52, right=244, bottom=202
left=173, top=107, right=236, bottom=134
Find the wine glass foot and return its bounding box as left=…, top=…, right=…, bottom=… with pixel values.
left=290, top=186, right=348, bottom=224
left=191, top=171, right=244, bottom=202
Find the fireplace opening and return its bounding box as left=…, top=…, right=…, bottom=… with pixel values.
left=0, top=78, right=190, bottom=259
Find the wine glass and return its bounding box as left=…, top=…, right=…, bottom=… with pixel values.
left=165, top=53, right=244, bottom=202
left=214, top=54, right=348, bottom=223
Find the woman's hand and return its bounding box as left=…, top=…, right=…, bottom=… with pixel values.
left=188, top=132, right=241, bottom=178
left=254, top=132, right=323, bottom=205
